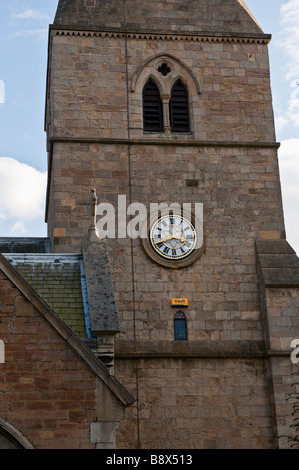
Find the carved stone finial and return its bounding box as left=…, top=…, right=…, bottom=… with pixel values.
left=90, top=188, right=97, bottom=228
left=88, top=188, right=101, bottom=242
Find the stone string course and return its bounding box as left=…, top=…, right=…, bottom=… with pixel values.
left=51, top=28, right=271, bottom=45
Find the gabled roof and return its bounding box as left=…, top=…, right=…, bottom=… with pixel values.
left=0, top=253, right=134, bottom=407
left=2, top=240, right=121, bottom=338
left=53, top=0, right=265, bottom=36
left=3, top=253, right=88, bottom=339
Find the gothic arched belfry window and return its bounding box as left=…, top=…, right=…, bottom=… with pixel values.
left=142, top=77, right=190, bottom=134
left=134, top=54, right=200, bottom=137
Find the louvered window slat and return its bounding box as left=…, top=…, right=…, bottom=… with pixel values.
left=169, top=80, right=190, bottom=133
left=143, top=80, right=163, bottom=132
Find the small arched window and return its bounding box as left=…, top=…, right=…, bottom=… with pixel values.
left=174, top=311, right=188, bottom=341
left=143, top=79, right=163, bottom=132
left=169, top=80, right=190, bottom=133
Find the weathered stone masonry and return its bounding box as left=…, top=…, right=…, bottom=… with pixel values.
left=0, top=0, right=298, bottom=449
left=42, top=0, right=299, bottom=449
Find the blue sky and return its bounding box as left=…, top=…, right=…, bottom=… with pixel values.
left=0, top=1, right=298, bottom=253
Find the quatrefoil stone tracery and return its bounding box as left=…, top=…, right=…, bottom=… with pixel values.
left=158, top=63, right=171, bottom=77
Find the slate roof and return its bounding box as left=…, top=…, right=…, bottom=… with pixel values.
left=2, top=253, right=91, bottom=339
left=0, top=252, right=135, bottom=407
left=1, top=237, right=120, bottom=341
left=0, top=238, right=51, bottom=254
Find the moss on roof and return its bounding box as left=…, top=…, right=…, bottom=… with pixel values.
left=4, top=254, right=87, bottom=339
left=0, top=238, right=51, bottom=254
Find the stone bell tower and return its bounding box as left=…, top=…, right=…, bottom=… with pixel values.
left=45, top=0, right=299, bottom=448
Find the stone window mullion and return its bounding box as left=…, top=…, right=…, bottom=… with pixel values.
left=161, top=94, right=171, bottom=136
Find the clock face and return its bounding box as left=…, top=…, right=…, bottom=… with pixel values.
left=149, top=214, right=197, bottom=260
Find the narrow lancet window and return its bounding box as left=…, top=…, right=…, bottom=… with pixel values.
left=174, top=311, right=188, bottom=340
left=143, top=79, right=163, bottom=132
left=169, top=80, right=190, bottom=133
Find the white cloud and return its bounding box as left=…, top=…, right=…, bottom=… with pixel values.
left=278, top=139, right=299, bottom=255
left=10, top=221, right=27, bottom=237
left=275, top=0, right=299, bottom=130
left=12, top=9, right=50, bottom=22
left=0, top=158, right=47, bottom=236
left=9, top=8, right=50, bottom=41
left=280, top=0, right=299, bottom=79
left=275, top=115, right=289, bottom=132
left=9, top=29, right=48, bottom=40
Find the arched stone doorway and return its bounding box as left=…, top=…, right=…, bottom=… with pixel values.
left=0, top=428, right=23, bottom=449
left=0, top=419, right=34, bottom=449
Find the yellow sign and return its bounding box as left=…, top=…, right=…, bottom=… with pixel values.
left=171, top=298, right=188, bottom=308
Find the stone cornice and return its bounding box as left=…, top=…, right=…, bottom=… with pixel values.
left=48, top=135, right=280, bottom=149
left=49, top=24, right=271, bottom=45
left=113, top=339, right=292, bottom=360
left=83, top=340, right=293, bottom=360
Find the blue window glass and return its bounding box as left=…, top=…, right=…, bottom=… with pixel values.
left=174, top=311, right=187, bottom=340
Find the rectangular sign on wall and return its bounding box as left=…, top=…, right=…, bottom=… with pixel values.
left=171, top=298, right=188, bottom=308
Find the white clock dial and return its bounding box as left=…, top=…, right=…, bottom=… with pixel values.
left=150, top=214, right=197, bottom=260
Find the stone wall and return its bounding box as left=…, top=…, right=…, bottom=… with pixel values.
left=0, top=270, right=97, bottom=448
left=0, top=264, right=136, bottom=448
left=44, top=9, right=297, bottom=449
left=263, top=287, right=299, bottom=449
left=53, top=0, right=264, bottom=36
left=47, top=141, right=285, bottom=345
left=47, top=34, right=275, bottom=143
left=115, top=357, right=275, bottom=449
left=255, top=242, right=299, bottom=448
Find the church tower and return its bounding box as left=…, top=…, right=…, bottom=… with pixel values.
left=45, top=0, right=299, bottom=448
